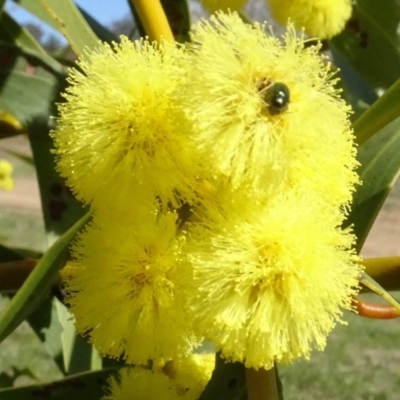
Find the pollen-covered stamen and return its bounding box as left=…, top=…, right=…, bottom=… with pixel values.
left=256, top=242, right=286, bottom=292
left=258, top=80, right=291, bottom=116
left=128, top=244, right=176, bottom=300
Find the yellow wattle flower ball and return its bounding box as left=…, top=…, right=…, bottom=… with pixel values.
left=161, top=353, right=215, bottom=400
left=52, top=37, right=199, bottom=209
left=183, top=13, right=358, bottom=208
left=268, top=0, right=352, bottom=39
left=102, top=369, right=177, bottom=400
left=103, top=354, right=215, bottom=400
left=62, top=203, right=195, bottom=364
left=0, top=160, right=14, bottom=191
left=200, top=0, right=248, bottom=12
left=181, top=191, right=362, bottom=370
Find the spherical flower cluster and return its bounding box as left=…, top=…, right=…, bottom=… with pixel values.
left=181, top=190, right=359, bottom=369
left=0, top=160, right=13, bottom=191
left=182, top=14, right=358, bottom=206
left=55, top=11, right=361, bottom=378
left=102, top=369, right=177, bottom=400
left=161, top=353, right=216, bottom=400
left=52, top=37, right=199, bottom=210
left=268, top=0, right=352, bottom=39
left=103, top=354, right=215, bottom=400
left=63, top=200, right=195, bottom=364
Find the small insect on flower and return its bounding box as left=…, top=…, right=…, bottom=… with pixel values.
left=258, top=80, right=291, bottom=116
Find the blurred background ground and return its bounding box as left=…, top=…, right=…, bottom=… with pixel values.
left=1, top=0, right=400, bottom=398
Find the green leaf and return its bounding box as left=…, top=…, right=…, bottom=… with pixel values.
left=15, top=0, right=117, bottom=43
left=198, top=353, right=247, bottom=400
left=329, top=42, right=377, bottom=121
left=0, top=43, right=64, bottom=127
left=353, top=77, right=400, bottom=145
left=78, top=7, right=118, bottom=43
left=0, top=27, right=87, bottom=239
left=331, top=0, right=400, bottom=91
left=26, top=297, right=65, bottom=374
left=360, top=272, right=400, bottom=312
left=345, top=117, right=400, bottom=253
left=0, top=249, right=65, bottom=373
left=161, top=0, right=190, bottom=43
left=28, top=118, right=89, bottom=243
left=0, top=11, right=46, bottom=54
left=0, top=368, right=118, bottom=399
left=0, top=46, right=83, bottom=241
left=2, top=290, right=66, bottom=376
left=0, top=212, right=91, bottom=343
left=56, top=300, right=102, bottom=374
left=0, top=11, right=63, bottom=72
left=40, top=0, right=99, bottom=57
left=12, top=0, right=61, bottom=32
left=0, top=297, right=64, bottom=380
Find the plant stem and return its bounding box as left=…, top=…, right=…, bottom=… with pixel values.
left=360, top=272, right=400, bottom=314
left=246, top=366, right=279, bottom=400
left=362, top=256, right=400, bottom=292
left=353, top=77, right=400, bottom=145
left=130, top=0, right=174, bottom=42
